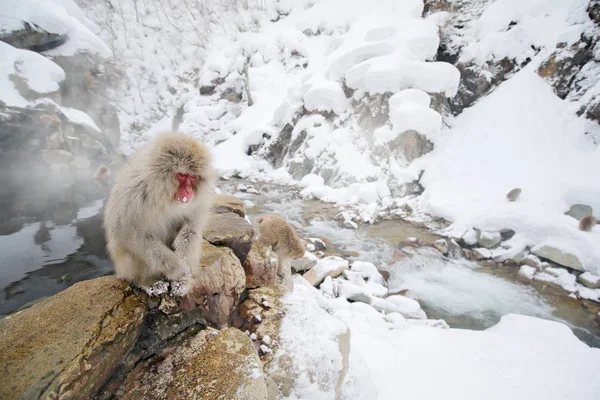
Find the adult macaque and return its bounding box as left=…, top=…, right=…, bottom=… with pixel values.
left=103, top=132, right=215, bottom=295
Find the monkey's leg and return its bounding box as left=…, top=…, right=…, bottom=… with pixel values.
left=126, top=236, right=191, bottom=282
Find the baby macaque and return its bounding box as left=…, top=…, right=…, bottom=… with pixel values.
left=506, top=188, right=521, bottom=202
left=579, top=215, right=596, bottom=232
left=256, top=214, right=305, bottom=291
left=103, top=132, right=215, bottom=296
left=93, top=165, right=111, bottom=188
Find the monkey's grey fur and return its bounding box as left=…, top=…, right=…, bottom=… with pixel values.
left=103, top=131, right=215, bottom=292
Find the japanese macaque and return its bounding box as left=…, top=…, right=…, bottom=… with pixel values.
left=93, top=165, right=111, bottom=188
left=256, top=214, right=305, bottom=291
left=579, top=215, right=596, bottom=232
left=506, top=188, right=521, bottom=202
left=103, top=132, right=216, bottom=296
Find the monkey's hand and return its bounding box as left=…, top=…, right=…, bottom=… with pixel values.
left=163, top=256, right=192, bottom=282
left=173, top=223, right=199, bottom=259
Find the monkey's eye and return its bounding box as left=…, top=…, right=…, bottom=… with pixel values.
left=189, top=175, right=198, bottom=183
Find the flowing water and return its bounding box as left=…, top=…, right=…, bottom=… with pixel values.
left=1, top=176, right=598, bottom=348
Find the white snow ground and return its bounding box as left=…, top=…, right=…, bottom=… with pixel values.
left=279, top=277, right=600, bottom=400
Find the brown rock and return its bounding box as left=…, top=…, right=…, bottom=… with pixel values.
left=122, top=328, right=268, bottom=400
left=204, top=211, right=256, bottom=264
left=0, top=276, right=145, bottom=400
left=211, top=194, right=246, bottom=218
left=180, top=240, right=246, bottom=328
left=397, top=130, right=434, bottom=162
left=238, top=285, right=287, bottom=353
left=244, top=240, right=278, bottom=289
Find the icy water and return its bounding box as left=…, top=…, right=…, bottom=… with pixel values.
left=1, top=176, right=598, bottom=348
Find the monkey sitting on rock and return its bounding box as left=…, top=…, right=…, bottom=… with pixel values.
left=256, top=214, right=305, bottom=291
left=103, top=131, right=216, bottom=296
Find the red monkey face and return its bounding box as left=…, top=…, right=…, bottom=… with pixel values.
left=175, top=172, right=198, bottom=203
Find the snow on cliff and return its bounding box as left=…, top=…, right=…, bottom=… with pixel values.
left=77, top=0, right=600, bottom=274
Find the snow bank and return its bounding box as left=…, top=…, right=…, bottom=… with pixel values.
left=0, top=41, right=65, bottom=107
left=0, top=0, right=111, bottom=57
left=278, top=276, right=600, bottom=400
left=460, top=0, right=591, bottom=64
left=421, top=69, right=600, bottom=274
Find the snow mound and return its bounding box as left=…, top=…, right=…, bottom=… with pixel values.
left=421, top=69, right=600, bottom=274
left=0, top=0, right=111, bottom=57
left=279, top=276, right=600, bottom=399
left=0, top=41, right=65, bottom=107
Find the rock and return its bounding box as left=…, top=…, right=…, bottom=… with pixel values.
left=433, top=239, right=449, bottom=254
left=211, top=194, right=246, bottom=218
left=351, top=261, right=386, bottom=286
left=308, top=237, right=327, bottom=251
left=238, top=285, right=287, bottom=355
left=500, top=229, right=516, bottom=241
left=0, top=21, right=68, bottom=52
left=478, top=231, right=502, bottom=248
left=473, top=248, right=493, bottom=260
left=506, top=188, right=522, bottom=202
left=532, top=245, right=584, bottom=271
left=122, top=328, right=268, bottom=400
left=397, top=289, right=420, bottom=301
left=179, top=241, right=246, bottom=328
left=306, top=243, right=316, bottom=252
left=447, top=239, right=464, bottom=258
left=462, top=228, right=480, bottom=246
left=0, top=276, right=146, bottom=400
left=359, top=294, right=427, bottom=319
left=343, top=220, right=358, bottom=229
left=397, top=130, right=434, bottom=162
left=204, top=211, right=256, bottom=264
left=578, top=272, right=600, bottom=289
left=291, top=251, right=318, bottom=273
left=377, top=268, right=391, bottom=282
left=565, top=204, right=593, bottom=221
left=519, top=265, right=537, bottom=280
left=303, top=256, right=349, bottom=286
left=243, top=240, right=278, bottom=289
left=521, top=254, right=543, bottom=271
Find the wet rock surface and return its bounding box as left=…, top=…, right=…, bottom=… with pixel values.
left=204, top=211, right=256, bottom=264
left=0, top=276, right=145, bottom=400
left=121, top=328, right=268, bottom=400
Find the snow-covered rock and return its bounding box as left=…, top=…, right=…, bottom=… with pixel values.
left=350, top=261, right=386, bottom=286
left=303, top=256, right=349, bottom=286
left=532, top=245, right=584, bottom=272
left=478, top=231, right=501, bottom=248
left=578, top=272, right=600, bottom=289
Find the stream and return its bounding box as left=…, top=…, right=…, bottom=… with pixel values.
left=1, top=176, right=598, bottom=348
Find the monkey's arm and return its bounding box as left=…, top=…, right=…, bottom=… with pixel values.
left=127, top=234, right=191, bottom=281
left=172, top=223, right=200, bottom=258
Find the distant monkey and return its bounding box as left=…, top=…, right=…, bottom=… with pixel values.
left=506, top=188, right=521, bottom=202
left=103, top=132, right=216, bottom=296
left=93, top=165, right=111, bottom=188
left=256, top=214, right=305, bottom=290
left=579, top=215, right=596, bottom=232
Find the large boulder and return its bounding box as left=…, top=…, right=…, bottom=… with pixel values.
left=0, top=276, right=145, bottom=400
left=122, top=328, right=268, bottom=400
left=204, top=211, right=256, bottom=264
left=211, top=194, right=246, bottom=218
left=179, top=240, right=246, bottom=328
left=532, top=245, right=584, bottom=271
